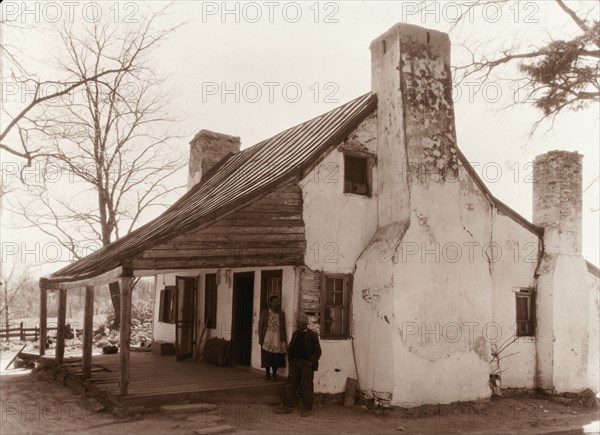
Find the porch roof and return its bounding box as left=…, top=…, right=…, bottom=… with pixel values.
left=41, top=93, right=378, bottom=287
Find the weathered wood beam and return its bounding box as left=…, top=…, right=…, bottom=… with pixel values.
left=56, top=289, right=67, bottom=364
left=39, top=284, right=47, bottom=356
left=209, top=211, right=302, bottom=221
left=243, top=204, right=302, bottom=213
left=192, top=224, right=304, bottom=233
left=119, top=277, right=133, bottom=396
left=82, top=285, right=94, bottom=379
left=151, top=239, right=306, bottom=249
left=143, top=245, right=306, bottom=259
left=154, top=233, right=306, bottom=246
left=40, top=265, right=131, bottom=290
left=132, top=254, right=304, bottom=271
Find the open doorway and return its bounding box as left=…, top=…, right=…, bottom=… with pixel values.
left=231, top=272, right=254, bottom=366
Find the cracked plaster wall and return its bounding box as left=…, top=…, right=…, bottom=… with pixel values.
left=300, top=23, right=597, bottom=403
left=300, top=112, right=379, bottom=394
left=357, top=24, right=543, bottom=406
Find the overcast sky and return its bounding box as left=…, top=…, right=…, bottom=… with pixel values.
left=1, top=1, right=599, bottom=277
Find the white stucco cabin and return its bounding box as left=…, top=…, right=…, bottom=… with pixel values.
left=41, top=23, right=600, bottom=406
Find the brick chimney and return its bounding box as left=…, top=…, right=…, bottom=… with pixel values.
left=188, top=130, right=240, bottom=190
left=533, top=151, right=583, bottom=254
left=533, top=150, right=589, bottom=393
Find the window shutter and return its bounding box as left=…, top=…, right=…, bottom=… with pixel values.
left=168, top=287, right=176, bottom=323
left=530, top=289, right=536, bottom=335
left=345, top=274, right=353, bottom=337
left=516, top=295, right=528, bottom=335
left=159, top=289, right=166, bottom=322
left=158, top=286, right=176, bottom=324
left=205, top=274, right=217, bottom=329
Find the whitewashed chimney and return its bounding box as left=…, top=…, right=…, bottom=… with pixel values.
left=370, top=23, right=458, bottom=238
left=355, top=23, right=463, bottom=402
left=533, top=150, right=589, bottom=393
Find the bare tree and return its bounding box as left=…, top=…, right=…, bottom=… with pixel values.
left=6, top=10, right=185, bottom=328
left=0, top=13, right=155, bottom=166
left=0, top=261, right=35, bottom=339
left=439, top=0, right=599, bottom=132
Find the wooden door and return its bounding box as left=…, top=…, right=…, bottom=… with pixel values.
left=175, top=276, right=196, bottom=360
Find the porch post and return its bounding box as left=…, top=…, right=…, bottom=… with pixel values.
left=39, top=283, right=47, bottom=356
left=56, top=288, right=67, bottom=364
left=82, top=285, right=94, bottom=379
left=119, top=276, right=132, bottom=395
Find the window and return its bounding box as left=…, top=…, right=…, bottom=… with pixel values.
left=261, top=270, right=283, bottom=310
left=204, top=274, right=217, bottom=329
left=516, top=288, right=536, bottom=337
left=344, top=154, right=370, bottom=196
left=321, top=273, right=352, bottom=339
left=158, top=286, right=176, bottom=323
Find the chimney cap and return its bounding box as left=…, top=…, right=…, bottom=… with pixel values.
left=369, top=22, right=449, bottom=51
left=190, top=129, right=240, bottom=145
left=534, top=150, right=583, bottom=161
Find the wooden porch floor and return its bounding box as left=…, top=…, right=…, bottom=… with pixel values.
left=60, top=352, right=283, bottom=408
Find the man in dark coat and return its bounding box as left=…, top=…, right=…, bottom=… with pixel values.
left=276, top=315, right=322, bottom=416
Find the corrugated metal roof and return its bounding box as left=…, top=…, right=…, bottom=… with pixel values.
left=46, top=92, right=377, bottom=282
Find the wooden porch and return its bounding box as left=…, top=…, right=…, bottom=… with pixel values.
left=59, top=352, right=283, bottom=409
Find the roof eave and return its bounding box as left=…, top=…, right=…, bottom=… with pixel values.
left=43, top=93, right=378, bottom=284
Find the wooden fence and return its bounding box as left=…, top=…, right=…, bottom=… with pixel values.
left=0, top=323, right=59, bottom=341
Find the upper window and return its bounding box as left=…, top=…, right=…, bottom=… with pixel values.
left=321, top=273, right=352, bottom=339
left=344, top=154, right=370, bottom=196
left=204, top=274, right=217, bottom=329
left=516, top=288, right=536, bottom=337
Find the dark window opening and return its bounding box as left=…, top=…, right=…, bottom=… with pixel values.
left=204, top=274, right=217, bottom=329
left=159, top=285, right=176, bottom=324
left=344, top=154, right=370, bottom=196
left=516, top=288, right=536, bottom=337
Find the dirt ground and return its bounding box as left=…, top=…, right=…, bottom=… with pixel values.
left=1, top=350, right=599, bottom=435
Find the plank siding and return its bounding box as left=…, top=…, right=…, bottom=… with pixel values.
left=299, top=267, right=321, bottom=334
left=133, top=181, right=306, bottom=270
